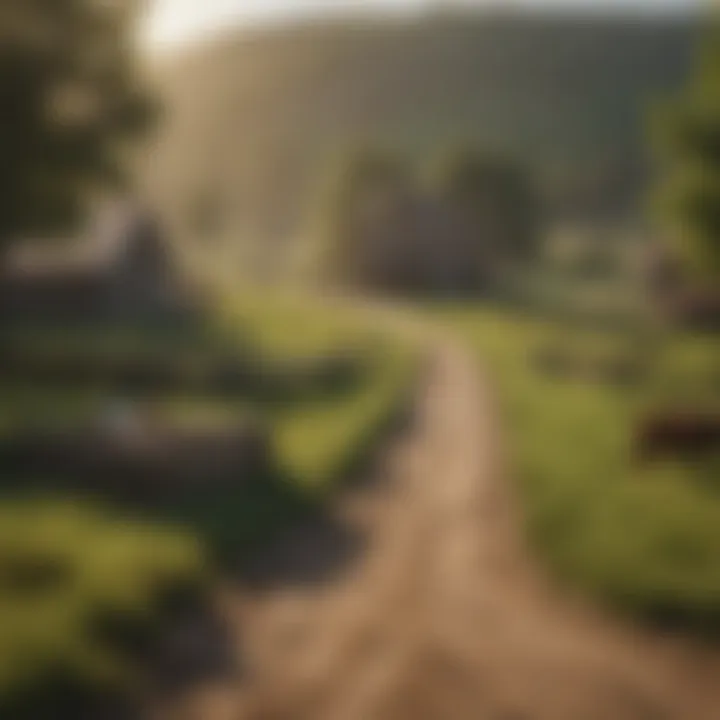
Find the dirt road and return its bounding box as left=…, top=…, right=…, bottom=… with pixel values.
left=161, top=332, right=720, bottom=720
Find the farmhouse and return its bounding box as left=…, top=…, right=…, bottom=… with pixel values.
left=0, top=205, right=196, bottom=324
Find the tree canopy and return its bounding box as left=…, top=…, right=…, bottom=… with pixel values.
left=0, top=0, right=155, bottom=247
left=652, top=24, right=720, bottom=281
left=314, top=146, right=541, bottom=294
left=435, top=147, right=540, bottom=264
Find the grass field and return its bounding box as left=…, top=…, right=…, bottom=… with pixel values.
left=222, top=293, right=417, bottom=490
left=0, top=500, right=204, bottom=716
left=438, top=305, right=720, bottom=633
left=154, top=294, right=418, bottom=554
left=1, top=292, right=417, bottom=494
left=0, top=293, right=418, bottom=713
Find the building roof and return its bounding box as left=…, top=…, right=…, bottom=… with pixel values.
left=2, top=204, right=169, bottom=281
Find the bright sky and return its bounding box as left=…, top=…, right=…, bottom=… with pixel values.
left=141, top=0, right=701, bottom=52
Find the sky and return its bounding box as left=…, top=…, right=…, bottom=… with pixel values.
left=140, top=0, right=702, bottom=52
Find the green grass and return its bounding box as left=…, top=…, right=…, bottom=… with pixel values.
left=0, top=293, right=418, bottom=711
left=437, top=305, right=720, bottom=632
left=0, top=293, right=418, bottom=551
left=135, top=295, right=418, bottom=558
left=273, top=338, right=414, bottom=491
left=221, top=292, right=418, bottom=491
left=0, top=500, right=205, bottom=715
left=1, top=293, right=418, bottom=495
left=218, top=291, right=373, bottom=357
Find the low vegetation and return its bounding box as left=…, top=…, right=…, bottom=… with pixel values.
left=0, top=500, right=204, bottom=717
left=222, top=293, right=418, bottom=490
left=0, top=293, right=418, bottom=713
left=439, top=305, right=720, bottom=633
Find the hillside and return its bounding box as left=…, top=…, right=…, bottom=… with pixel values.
left=146, top=12, right=698, bottom=253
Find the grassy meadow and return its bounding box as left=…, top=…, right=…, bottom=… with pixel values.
left=438, top=304, right=720, bottom=632
left=221, top=293, right=418, bottom=490
left=0, top=293, right=418, bottom=713
left=0, top=500, right=205, bottom=716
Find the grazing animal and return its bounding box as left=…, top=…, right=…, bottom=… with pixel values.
left=634, top=410, right=720, bottom=463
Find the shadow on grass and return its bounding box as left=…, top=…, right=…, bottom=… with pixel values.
left=233, top=377, right=418, bottom=591
left=0, top=400, right=414, bottom=719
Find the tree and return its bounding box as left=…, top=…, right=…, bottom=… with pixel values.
left=316, top=148, right=411, bottom=287
left=434, top=148, right=540, bottom=267
left=0, top=0, right=155, bottom=252
left=651, top=24, right=720, bottom=281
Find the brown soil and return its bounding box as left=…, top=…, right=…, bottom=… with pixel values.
left=153, top=331, right=720, bottom=720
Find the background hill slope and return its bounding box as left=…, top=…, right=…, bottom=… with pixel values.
left=147, top=12, right=698, bottom=256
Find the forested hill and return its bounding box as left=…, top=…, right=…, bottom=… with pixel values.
left=148, top=12, right=698, bottom=243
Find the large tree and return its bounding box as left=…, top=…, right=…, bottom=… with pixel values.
left=651, top=23, right=720, bottom=281
left=0, top=0, right=154, bottom=250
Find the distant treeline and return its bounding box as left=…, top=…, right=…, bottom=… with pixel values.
left=314, top=147, right=540, bottom=296
left=150, top=12, right=697, bottom=245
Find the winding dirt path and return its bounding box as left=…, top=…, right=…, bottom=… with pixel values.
left=159, top=325, right=720, bottom=720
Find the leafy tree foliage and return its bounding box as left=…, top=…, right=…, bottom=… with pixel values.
left=435, top=148, right=540, bottom=266
left=316, top=146, right=542, bottom=293
left=0, top=0, right=155, bottom=248
left=652, top=24, right=720, bottom=280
